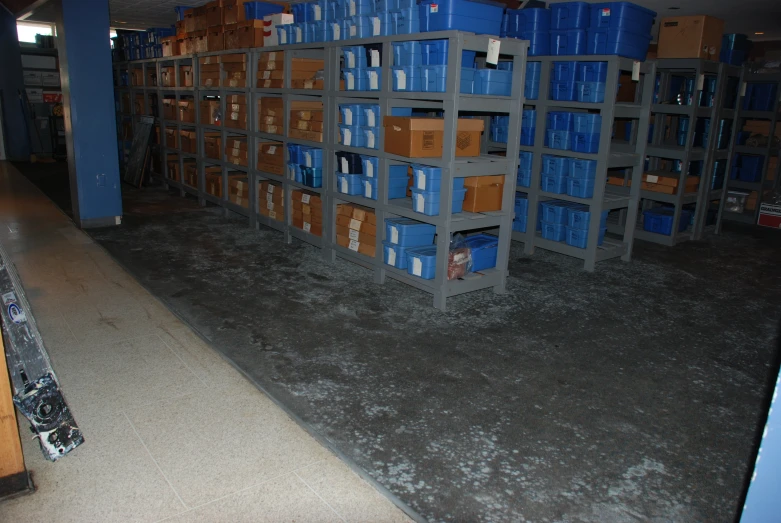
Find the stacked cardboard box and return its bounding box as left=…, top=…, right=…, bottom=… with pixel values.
left=166, top=154, right=180, bottom=181
left=225, top=94, right=247, bottom=129
left=163, top=98, right=177, bottom=120
left=222, top=54, right=248, bottom=88
left=165, top=128, right=177, bottom=149
left=205, top=167, right=224, bottom=197
left=292, top=190, right=322, bottom=236
left=382, top=117, right=484, bottom=158
left=743, top=120, right=781, bottom=139
left=179, top=99, right=196, bottom=122
left=224, top=20, right=264, bottom=49
left=226, top=136, right=248, bottom=166
left=259, top=180, right=285, bottom=222
left=160, top=66, right=175, bottom=87
left=184, top=162, right=198, bottom=187
left=204, top=132, right=222, bottom=160
left=179, top=130, right=198, bottom=153
left=607, top=172, right=699, bottom=194
left=257, top=141, right=284, bottom=175
left=257, top=51, right=284, bottom=89
left=229, top=177, right=250, bottom=208
left=200, top=57, right=221, bottom=87
left=335, top=204, right=376, bottom=257
left=256, top=52, right=324, bottom=90
left=258, top=96, right=283, bottom=135
left=146, top=68, right=157, bottom=87
left=180, top=65, right=194, bottom=87
left=289, top=100, right=324, bottom=142
left=130, top=68, right=144, bottom=86
left=200, top=98, right=221, bottom=125
left=463, top=176, right=504, bottom=212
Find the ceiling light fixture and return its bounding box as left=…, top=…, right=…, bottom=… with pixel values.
left=755, top=32, right=764, bottom=35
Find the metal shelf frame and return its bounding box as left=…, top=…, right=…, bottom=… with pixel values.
left=721, top=71, right=781, bottom=225
left=113, top=31, right=529, bottom=311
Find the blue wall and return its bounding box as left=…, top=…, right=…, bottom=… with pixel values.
left=0, top=5, right=30, bottom=160
left=58, top=0, right=122, bottom=224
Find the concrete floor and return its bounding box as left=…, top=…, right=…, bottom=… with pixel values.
left=78, top=183, right=781, bottom=523
left=0, top=163, right=411, bottom=522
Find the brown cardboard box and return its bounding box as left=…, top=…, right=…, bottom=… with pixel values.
left=190, top=31, right=208, bottom=53
left=641, top=172, right=699, bottom=188
left=223, top=74, right=247, bottom=88
left=225, top=105, right=247, bottom=129
left=160, top=67, right=174, bottom=87
left=336, top=235, right=375, bottom=257
left=258, top=142, right=285, bottom=175
left=205, top=0, right=224, bottom=26
left=178, top=100, right=195, bottom=123
left=163, top=99, right=177, bottom=120
left=463, top=176, right=504, bottom=212
left=292, top=58, right=324, bottom=72
left=200, top=100, right=221, bottom=125
left=207, top=28, right=224, bottom=52
left=222, top=53, right=247, bottom=63
left=260, top=124, right=282, bottom=135
left=291, top=79, right=324, bottom=90
left=657, top=16, right=724, bottom=60
left=382, top=117, right=484, bottom=158
left=130, top=68, right=143, bottom=86
left=336, top=225, right=376, bottom=246
left=161, top=36, right=179, bottom=57
left=257, top=79, right=284, bottom=89
left=180, top=130, right=197, bottom=153
left=337, top=203, right=354, bottom=217
left=166, top=156, right=180, bottom=181
left=179, top=66, right=193, bottom=87
left=288, top=129, right=323, bottom=142
left=194, top=6, right=208, bottom=31
left=184, top=8, right=197, bottom=32
left=351, top=206, right=376, bottom=225
left=336, top=214, right=377, bottom=236
left=201, top=77, right=221, bottom=88
left=294, top=219, right=322, bottom=236
left=165, top=129, right=177, bottom=149
left=204, top=132, right=222, bottom=159
left=177, top=35, right=190, bottom=55
left=224, top=62, right=248, bottom=72
left=224, top=20, right=264, bottom=49
left=176, top=20, right=186, bottom=36
left=206, top=173, right=222, bottom=198
left=291, top=190, right=321, bottom=206
left=184, top=163, right=198, bottom=187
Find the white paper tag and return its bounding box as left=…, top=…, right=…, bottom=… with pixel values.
left=264, top=79, right=272, bottom=87
left=267, top=145, right=276, bottom=155
left=344, top=107, right=353, bottom=125
left=304, top=152, right=311, bottom=167
left=313, top=5, right=321, bottom=20
left=417, top=172, right=426, bottom=189
left=366, top=160, right=374, bottom=177
left=350, top=1, right=356, bottom=16
left=347, top=73, right=354, bottom=90
left=367, top=129, right=375, bottom=149
left=302, top=193, right=311, bottom=204
left=412, top=257, right=422, bottom=276
left=349, top=239, right=360, bottom=251
left=388, top=248, right=396, bottom=266
left=372, top=16, right=380, bottom=36
left=391, top=226, right=398, bottom=244
left=415, top=193, right=424, bottom=212
left=395, top=69, right=406, bottom=90
left=333, top=23, right=340, bottom=40
left=267, top=184, right=275, bottom=193
left=696, top=74, right=704, bottom=91
left=288, top=165, right=295, bottom=178
left=350, top=24, right=357, bottom=37
left=269, top=210, right=277, bottom=219
left=266, top=199, right=274, bottom=208
left=269, top=52, right=276, bottom=61
left=343, top=128, right=352, bottom=146
left=646, top=174, right=659, bottom=184
left=740, top=83, right=747, bottom=97
left=295, top=27, right=302, bottom=42
left=341, top=157, right=349, bottom=173
left=487, top=38, right=500, bottom=65
left=349, top=228, right=360, bottom=241
left=263, top=71, right=271, bottom=79
left=349, top=218, right=361, bottom=230
left=341, top=177, right=348, bottom=193
left=366, top=109, right=376, bottom=127
left=370, top=50, right=380, bottom=68
left=364, top=180, right=372, bottom=198
left=632, top=61, right=640, bottom=82
left=369, top=70, right=378, bottom=90
left=303, top=222, right=311, bottom=232
left=280, top=31, right=287, bottom=44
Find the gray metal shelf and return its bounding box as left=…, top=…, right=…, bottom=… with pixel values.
left=722, top=70, right=781, bottom=225
left=113, top=31, right=529, bottom=310
left=613, top=59, right=742, bottom=243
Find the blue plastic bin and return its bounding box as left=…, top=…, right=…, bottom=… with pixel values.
left=588, top=2, right=656, bottom=33
left=505, top=8, right=550, bottom=36
left=303, top=167, right=323, bottom=188
left=551, top=2, right=590, bottom=29
left=541, top=154, right=571, bottom=176
left=586, top=28, right=652, bottom=61
left=339, top=124, right=366, bottom=148
left=525, top=62, right=541, bottom=100
left=548, top=111, right=576, bottom=131
left=517, top=168, right=531, bottom=187
left=463, top=234, right=498, bottom=271
left=567, top=207, right=608, bottom=230
left=363, top=105, right=380, bottom=127
left=393, top=41, right=423, bottom=66
left=287, top=144, right=303, bottom=164
left=643, top=207, right=693, bottom=236
left=550, top=81, right=577, bottom=101
left=343, top=46, right=368, bottom=68
left=519, top=151, right=534, bottom=170
left=541, top=175, right=568, bottom=194
left=541, top=221, right=567, bottom=242
left=410, top=187, right=467, bottom=216
left=573, top=113, right=601, bottom=133
left=303, top=148, right=323, bottom=168
left=369, top=12, right=394, bottom=37
left=491, top=125, right=509, bottom=143
left=569, top=158, right=597, bottom=179
left=419, top=0, right=504, bottom=35
left=336, top=151, right=363, bottom=174
left=392, top=66, right=421, bottom=91
left=542, top=201, right=583, bottom=226
left=577, top=61, right=609, bottom=82
left=421, top=65, right=447, bottom=92
left=576, top=81, right=606, bottom=102
left=571, top=132, right=600, bottom=153
left=386, top=217, right=436, bottom=246
left=411, top=165, right=467, bottom=192
left=406, top=245, right=437, bottom=279
left=553, top=61, right=579, bottom=82
left=393, top=7, right=420, bottom=34
left=340, top=104, right=366, bottom=126
left=364, top=67, right=382, bottom=91
left=245, top=1, right=284, bottom=19
left=343, top=68, right=367, bottom=91
left=525, top=31, right=551, bottom=56
left=362, top=127, right=379, bottom=149
left=358, top=155, right=378, bottom=178
left=337, top=173, right=363, bottom=195
left=474, top=69, right=512, bottom=96
left=461, top=67, right=476, bottom=94
left=550, top=30, right=587, bottom=55
left=546, top=130, right=572, bottom=150
left=383, top=242, right=412, bottom=269
left=565, top=226, right=607, bottom=248
left=720, top=49, right=746, bottom=66
left=567, top=177, right=595, bottom=198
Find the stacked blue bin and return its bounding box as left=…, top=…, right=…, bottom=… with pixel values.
left=720, top=34, right=750, bottom=66
left=288, top=144, right=323, bottom=188
left=410, top=164, right=467, bottom=216
left=383, top=217, right=435, bottom=270
left=540, top=154, right=598, bottom=198
left=490, top=109, right=536, bottom=146
left=497, top=61, right=541, bottom=100
left=564, top=205, right=608, bottom=248
left=419, top=0, right=504, bottom=35
left=342, top=46, right=383, bottom=92
left=540, top=199, right=604, bottom=245
left=730, top=154, right=764, bottom=183
left=339, top=103, right=380, bottom=148
left=517, top=151, right=533, bottom=187
left=363, top=164, right=408, bottom=200
left=504, top=7, right=551, bottom=56
left=545, top=111, right=601, bottom=156
left=743, top=83, right=779, bottom=111
left=335, top=150, right=364, bottom=195
left=391, top=40, right=480, bottom=94
left=642, top=207, right=693, bottom=236
left=514, top=194, right=529, bottom=232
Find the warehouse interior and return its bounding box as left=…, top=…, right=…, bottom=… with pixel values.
left=1, top=0, right=781, bottom=522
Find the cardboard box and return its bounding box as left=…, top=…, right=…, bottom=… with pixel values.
left=291, top=190, right=322, bottom=206
left=180, top=66, right=193, bottom=87
left=382, top=117, right=484, bottom=158
left=161, top=36, right=179, bottom=57
left=206, top=173, right=222, bottom=198
left=257, top=79, right=284, bottom=89
left=224, top=20, right=264, bottom=49
left=292, top=58, right=325, bottom=72
left=194, top=6, right=208, bottom=31
left=160, top=67, right=174, bottom=87
left=336, top=234, right=375, bottom=257
left=291, top=79, right=323, bottom=90
left=163, top=99, right=177, bottom=120
left=204, top=132, right=222, bottom=159
left=165, top=128, right=178, bottom=149
left=207, top=28, right=224, bottom=52
left=190, top=31, right=208, bottom=53
left=263, top=13, right=294, bottom=46
left=175, top=20, right=186, bottom=36
left=258, top=52, right=283, bottom=70
left=224, top=0, right=289, bottom=25
left=178, top=100, right=196, bottom=123
left=288, top=129, right=323, bottom=142
left=294, top=219, right=322, bottom=236
left=180, top=130, right=197, bottom=153
left=205, top=0, right=224, bottom=26
left=258, top=142, right=285, bottom=175
left=336, top=214, right=377, bottom=236
left=657, top=16, right=724, bottom=60
left=184, top=8, right=197, bottom=32
left=184, top=163, right=198, bottom=187
left=463, top=176, right=504, bottom=212
left=200, top=100, right=221, bottom=125
left=641, top=172, right=699, bottom=188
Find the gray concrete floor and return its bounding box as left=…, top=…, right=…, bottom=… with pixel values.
left=79, top=185, right=781, bottom=522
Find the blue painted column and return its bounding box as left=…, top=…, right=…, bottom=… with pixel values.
left=56, top=0, right=122, bottom=228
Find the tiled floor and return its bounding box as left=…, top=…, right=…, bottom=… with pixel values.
left=0, top=162, right=412, bottom=523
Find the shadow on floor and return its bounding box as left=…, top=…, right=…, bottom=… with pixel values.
left=13, top=160, right=72, bottom=217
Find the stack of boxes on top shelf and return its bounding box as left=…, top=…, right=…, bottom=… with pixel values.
left=289, top=101, right=325, bottom=142
left=257, top=52, right=326, bottom=90
left=292, top=190, right=323, bottom=236
left=336, top=204, right=376, bottom=257
left=114, top=28, right=174, bottom=61
left=259, top=180, right=285, bottom=222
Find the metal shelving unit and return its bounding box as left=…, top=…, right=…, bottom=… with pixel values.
left=608, top=59, right=741, bottom=246
left=493, top=55, right=655, bottom=271
left=113, top=31, right=528, bottom=310
left=722, top=71, right=781, bottom=225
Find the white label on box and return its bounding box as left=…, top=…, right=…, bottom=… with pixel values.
left=269, top=210, right=277, bottom=219
left=415, top=193, right=424, bottom=212
left=366, top=109, right=376, bottom=127
left=696, top=74, right=704, bottom=91
left=267, top=200, right=274, bottom=209
left=343, top=128, right=352, bottom=146
left=646, top=174, right=659, bottom=184
left=370, top=50, right=380, bottom=68
left=364, top=181, right=372, bottom=198
left=417, top=172, right=426, bottom=189
left=302, top=194, right=311, bottom=204
left=395, top=69, right=406, bottom=90
left=372, top=16, right=381, bottom=36
left=332, top=23, right=340, bottom=40
left=232, top=147, right=240, bottom=156
left=344, top=107, right=353, bottom=125
left=350, top=24, right=357, bottom=37
left=391, top=226, right=399, bottom=244
left=269, top=52, right=276, bottom=61
left=487, top=38, right=500, bottom=65
left=303, top=222, right=312, bottom=232
left=341, top=177, right=348, bottom=193
left=349, top=239, right=360, bottom=251
left=231, top=104, right=241, bottom=111
left=341, top=157, right=349, bottom=173
left=349, top=218, right=361, bottom=230
left=347, top=52, right=355, bottom=69
left=349, top=228, right=360, bottom=241
left=740, top=83, right=747, bottom=97
left=267, top=145, right=276, bottom=155
left=388, top=248, right=396, bottom=266
left=430, top=4, right=438, bottom=13
left=347, top=73, right=354, bottom=90
left=295, top=27, right=302, bottom=42
left=367, top=129, right=375, bottom=149
left=366, top=160, right=374, bottom=177
left=264, top=79, right=272, bottom=87
left=369, top=70, right=379, bottom=90
left=280, top=31, right=287, bottom=44
left=268, top=184, right=275, bottom=193
left=263, top=71, right=271, bottom=79
left=313, top=5, right=321, bottom=20
left=350, top=1, right=356, bottom=16
left=266, top=194, right=274, bottom=203
left=632, top=61, right=640, bottom=82
left=412, top=257, right=422, bottom=276
left=305, top=151, right=312, bottom=167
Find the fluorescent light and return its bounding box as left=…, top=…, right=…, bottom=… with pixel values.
left=755, top=32, right=764, bottom=35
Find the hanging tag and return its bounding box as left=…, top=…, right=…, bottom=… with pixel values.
left=631, top=61, right=640, bottom=82
left=366, top=108, right=376, bottom=127
left=267, top=145, right=276, bottom=155
left=412, top=257, right=422, bottom=276
left=487, top=38, right=500, bottom=65
left=303, top=222, right=311, bottom=232
left=696, top=74, right=704, bottom=91
left=268, top=52, right=276, bottom=61
left=388, top=248, right=396, bottom=266
left=295, top=27, right=302, bottom=42
left=348, top=239, right=360, bottom=252
left=347, top=73, right=354, bottom=90
left=372, top=17, right=380, bottom=36
left=341, top=157, right=349, bottom=173
left=305, top=151, right=312, bottom=167
left=366, top=160, right=374, bottom=177
left=370, top=49, right=380, bottom=68
left=740, top=83, right=747, bottom=97
left=417, top=171, right=426, bottom=189
left=367, top=129, right=375, bottom=149
left=344, top=107, right=353, bottom=125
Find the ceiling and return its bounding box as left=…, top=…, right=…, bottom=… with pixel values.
left=14, top=0, right=781, bottom=40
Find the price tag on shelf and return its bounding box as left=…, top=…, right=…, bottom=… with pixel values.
left=486, top=38, right=500, bottom=65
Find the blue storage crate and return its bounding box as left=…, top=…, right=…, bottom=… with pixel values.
left=336, top=151, right=363, bottom=174
left=550, top=80, right=577, bottom=101
left=363, top=104, right=380, bottom=127
left=576, top=81, right=606, bottom=102
left=565, top=226, right=607, bottom=248
left=393, top=41, right=423, bottom=66
left=461, top=67, right=476, bottom=94
left=363, top=126, right=380, bottom=149
left=519, top=151, right=533, bottom=170
left=541, top=154, right=571, bottom=176
left=406, top=245, right=437, bottom=279
left=411, top=165, right=466, bottom=192
left=383, top=241, right=412, bottom=269
left=541, top=174, right=568, bottom=194
left=303, top=148, right=323, bottom=168
left=522, top=109, right=537, bottom=128
left=277, top=24, right=292, bottom=44
left=369, top=12, right=394, bottom=37
left=421, top=39, right=448, bottom=65
left=571, top=132, right=600, bottom=153
left=287, top=144, right=303, bottom=164
left=393, top=7, right=421, bottom=34
left=291, top=2, right=309, bottom=22
left=567, top=177, right=595, bottom=198
left=474, top=69, right=512, bottom=96
left=643, top=207, right=693, bottom=236
left=337, top=173, right=363, bottom=195
left=350, top=16, right=374, bottom=38
left=517, top=168, right=531, bottom=187
left=588, top=2, right=656, bottom=33
left=569, top=158, right=597, bottom=179
left=303, top=166, right=323, bottom=188
left=464, top=234, right=498, bottom=271
left=546, top=130, right=572, bottom=150
left=245, top=1, right=284, bottom=20
left=723, top=33, right=750, bottom=51
left=567, top=207, right=608, bottom=230
left=586, top=28, right=652, bottom=61
left=339, top=124, right=366, bottom=147
left=288, top=162, right=304, bottom=182
left=360, top=155, right=378, bottom=177
left=365, top=67, right=382, bottom=91
left=388, top=177, right=408, bottom=199
left=311, top=20, right=327, bottom=42
left=551, top=2, right=590, bottom=29
left=515, top=195, right=529, bottom=217
left=720, top=50, right=746, bottom=66
left=386, top=217, right=436, bottom=246
left=362, top=176, right=378, bottom=200
left=410, top=186, right=468, bottom=215
left=553, top=61, right=579, bottom=82
left=419, top=0, right=504, bottom=35
left=377, top=0, right=400, bottom=11
left=342, top=0, right=374, bottom=17
left=550, top=30, right=587, bottom=56
left=733, top=154, right=763, bottom=183
left=521, top=128, right=535, bottom=146
left=343, top=68, right=367, bottom=90
left=744, top=83, right=778, bottom=111
left=392, top=66, right=422, bottom=91
left=491, top=125, right=509, bottom=143
left=525, top=62, right=541, bottom=100
left=548, top=111, right=576, bottom=131
left=505, top=8, right=550, bottom=36
left=343, top=46, right=368, bottom=68
left=541, top=221, right=567, bottom=242
left=576, top=61, right=609, bottom=82
left=525, top=31, right=551, bottom=56
left=421, top=65, right=447, bottom=92
left=340, top=104, right=366, bottom=126
left=573, top=113, right=601, bottom=133
left=513, top=217, right=528, bottom=233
